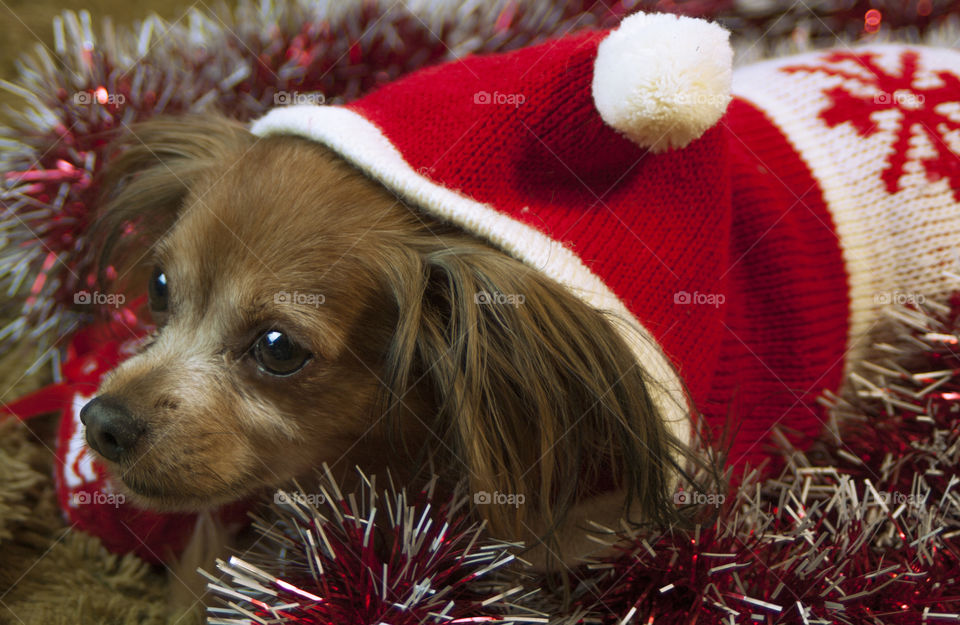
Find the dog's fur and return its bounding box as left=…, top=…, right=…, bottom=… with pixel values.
left=89, top=115, right=711, bottom=585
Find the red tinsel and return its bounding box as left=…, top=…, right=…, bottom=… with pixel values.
left=550, top=296, right=960, bottom=623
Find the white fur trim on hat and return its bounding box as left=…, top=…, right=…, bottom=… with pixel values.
left=591, top=12, right=733, bottom=153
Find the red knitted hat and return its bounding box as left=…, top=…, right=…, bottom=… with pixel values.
left=251, top=13, right=960, bottom=469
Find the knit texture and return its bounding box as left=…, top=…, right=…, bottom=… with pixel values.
left=708, top=99, right=848, bottom=467
left=734, top=45, right=960, bottom=373
left=251, top=23, right=960, bottom=471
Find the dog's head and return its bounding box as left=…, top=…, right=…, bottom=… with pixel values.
left=86, top=114, right=701, bottom=557
left=85, top=116, right=416, bottom=508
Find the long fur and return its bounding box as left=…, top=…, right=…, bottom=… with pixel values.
left=91, top=115, right=714, bottom=572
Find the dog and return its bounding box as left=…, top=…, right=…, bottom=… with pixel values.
left=83, top=115, right=695, bottom=572
left=79, top=11, right=960, bottom=596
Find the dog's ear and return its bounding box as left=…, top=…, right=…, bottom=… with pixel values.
left=380, top=236, right=695, bottom=556
left=92, top=115, right=254, bottom=289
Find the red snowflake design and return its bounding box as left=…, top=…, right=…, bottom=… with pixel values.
left=782, top=50, right=960, bottom=200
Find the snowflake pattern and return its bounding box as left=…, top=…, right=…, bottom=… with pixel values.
left=782, top=50, right=960, bottom=200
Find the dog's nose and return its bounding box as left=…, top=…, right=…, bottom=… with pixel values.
left=80, top=396, right=143, bottom=462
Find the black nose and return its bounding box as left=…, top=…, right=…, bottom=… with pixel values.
left=80, top=396, right=144, bottom=462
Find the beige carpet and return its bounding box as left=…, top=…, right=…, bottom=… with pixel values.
left=0, top=421, right=186, bottom=625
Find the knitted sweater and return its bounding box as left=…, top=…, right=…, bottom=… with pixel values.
left=718, top=46, right=960, bottom=465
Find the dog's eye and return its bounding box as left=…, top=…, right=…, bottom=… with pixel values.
left=253, top=330, right=311, bottom=376
left=148, top=267, right=168, bottom=314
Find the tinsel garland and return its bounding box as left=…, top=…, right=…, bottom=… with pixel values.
left=203, top=468, right=543, bottom=624
left=210, top=295, right=960, bottom=623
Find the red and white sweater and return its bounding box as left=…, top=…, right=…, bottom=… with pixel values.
left=251, top=15, right=960, bottom=469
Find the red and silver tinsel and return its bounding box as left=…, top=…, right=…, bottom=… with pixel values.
left=204, top=469, right=541, bottom=624
left=550, top=297, right=960, bottom=622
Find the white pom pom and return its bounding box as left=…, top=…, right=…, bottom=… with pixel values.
left=591, top=12, right=733, bottom=153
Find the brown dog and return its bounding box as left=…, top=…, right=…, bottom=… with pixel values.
left=83, top=116, right=698, bottom=580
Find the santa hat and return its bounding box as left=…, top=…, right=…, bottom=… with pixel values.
left=250, top=12, right=733, bottom=452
